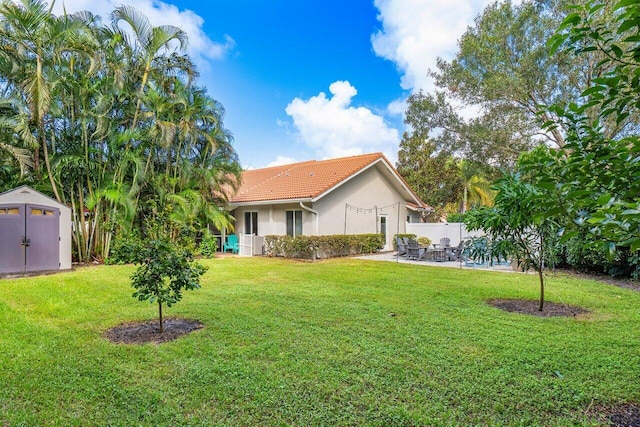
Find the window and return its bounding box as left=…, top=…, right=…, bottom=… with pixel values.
left=286, top=210, right=303, bottom=237
left=30, top=208, right=54, bottom=216
left=0, top=207, right=19, bottom=215
left=380, top=216, right=387, bottom=240
left=244, top=211, right=258, bottom=235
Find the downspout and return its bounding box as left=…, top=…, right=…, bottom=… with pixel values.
left=299, top=202, right=319, bottom=235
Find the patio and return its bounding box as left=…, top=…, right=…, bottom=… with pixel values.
left=356, top=251, right=517, bottom=273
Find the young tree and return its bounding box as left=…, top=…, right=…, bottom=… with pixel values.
left=465, top=173, right=558, bottom=311
left=131, top=239, right=207, bottom=332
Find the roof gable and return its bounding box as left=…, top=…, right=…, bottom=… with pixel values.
left=230, top=153, right=430, bottom=209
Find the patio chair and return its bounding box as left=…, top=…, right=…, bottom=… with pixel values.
left=406, top=238, right=426, bottom=260
left=223, top=234, right=239, bottom=254
left=396, top=237, right=408, bottom=257
left=439, top=237, right=451, bottom=248
left=445, top=241, right=464, bottom=261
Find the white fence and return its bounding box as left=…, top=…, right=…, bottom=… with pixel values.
left=405, top=222, right=482, bottom=245
left=238, top=234, right=264, bottom=256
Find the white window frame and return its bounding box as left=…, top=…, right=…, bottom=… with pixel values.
left=285, top=210, right=303, bottom=237
left=244, top=211, right=258, bottom=235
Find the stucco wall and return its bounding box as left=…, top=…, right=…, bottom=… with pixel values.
left=232, top=163, right=416, bottom=251
left=234, top=203, right=314, bottom=237
left=313, top=165, right=408, bottom=250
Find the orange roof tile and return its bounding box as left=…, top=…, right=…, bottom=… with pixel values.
left=230, top=153, right=431, bottom=210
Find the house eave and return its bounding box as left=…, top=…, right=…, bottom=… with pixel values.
left=229, top=197, right=313, bottom=209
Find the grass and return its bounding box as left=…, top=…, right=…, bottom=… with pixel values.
left=1, top=257, right=639, bottom=426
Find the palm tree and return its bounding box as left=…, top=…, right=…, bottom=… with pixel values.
left=111, top=5, right=189, bottom=130
left=0, top=2, right=241, bottom=262
left=0, top=0, right=96, bottom=201
left=458, top=160, right=494, bottom=212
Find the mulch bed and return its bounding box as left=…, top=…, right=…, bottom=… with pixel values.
left=488, top=298, right=589, bottom=317
left=104, top=318, right=204, bottom=344
left=591, top=403, right=640, bottom=427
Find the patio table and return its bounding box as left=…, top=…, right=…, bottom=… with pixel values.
left=431, top=244, right=448, bottom=262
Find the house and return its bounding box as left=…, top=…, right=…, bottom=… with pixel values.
left=0, top=185, right=72, bottom=274
left=228, top=153, right=431, bottom=253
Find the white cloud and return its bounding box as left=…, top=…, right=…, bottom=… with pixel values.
left=266, top=156, right=297, bottom=167
left=52, top=0, right=234, bottom=70
left=285, top=81, right=400, bottom=162
left=372, top=0, right=492, bottom=93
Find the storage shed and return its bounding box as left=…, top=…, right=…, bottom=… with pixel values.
left=0, top=186, right=72, bottom=274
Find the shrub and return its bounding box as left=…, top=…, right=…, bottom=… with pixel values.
left=106, top=233, right=145, bottom=264
left=447, top=212, right=465, bottom=223
left=264, top=234, right=384, bottom=259
left=199, top=234, right=218, bottom=258
left=417, top=237, right=432, bottom=247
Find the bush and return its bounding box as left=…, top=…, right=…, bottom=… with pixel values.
left=106, top=233, right=145, bottom=264
left=264, top=234, right=384, bottom=259
left=199, top=234, right=218, bottom=258
left=447, top=212, right=465, bottom=223
left=417, top=237, right=432, bottom=247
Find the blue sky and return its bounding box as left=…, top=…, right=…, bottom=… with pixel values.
left=53, top=0, right=494, bottom=168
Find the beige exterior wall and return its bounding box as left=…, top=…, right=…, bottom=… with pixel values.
left=313, top=165, right=408, bottom=250
left=234, top=203, right=315, bottom=237
left=232, top=164, right=415, bottom=251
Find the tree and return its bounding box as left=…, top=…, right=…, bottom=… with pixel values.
left=465, top=173, right=559, bottom=311
left=396, top=130, right=495, bottom=216
left=532, top=0, right=640, bottom=254
left=457, top=160, right=494, bottom=213
left=0, top=2, right=241, bottom=262
left=131, top=239, right=206, bottom=332
left=403, top=0, right=637, bottom=172
left=396, top=131, right=462, bottom=218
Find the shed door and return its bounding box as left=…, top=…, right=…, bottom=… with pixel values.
left=0, top=203, right=60, bottom=273
left=25, top=204, right=60, bottom=272
left=0, top=205, right=26, bottom=274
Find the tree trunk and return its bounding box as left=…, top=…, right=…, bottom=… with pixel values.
left=537, top=268, right=545, bottom=312
left=158, top=301, right=164, bottom=333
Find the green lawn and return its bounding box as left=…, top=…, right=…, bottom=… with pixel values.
left=1, top=257, right=639, bottom=426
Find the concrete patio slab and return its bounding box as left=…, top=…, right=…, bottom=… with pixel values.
left=355, top=251, right=517, bottom=273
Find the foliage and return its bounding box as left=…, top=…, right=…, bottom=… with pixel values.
left=395, top=128, right=494, bottom=214
left=264, top=234, right=384, bottom=259
left=0, top=1, right=241, bottom=262
left=401, top=0, right=636, bottom=181
left=131, top=239, right=207, bottom=332
left=416, top=237, right=432, bottom=247
left=464, top=173, right=560, bottom=310
left=533, top=0, right=640, bottom=257
left=462, top=236, right=492, bottom=265
left=396, top=131, right=463, bottom=212
left=561, top=232, right=640, bottom=278
left=105, top=233, right=145, bottom=265
left=2, top=258, right=640, bottom=425
left=447, top=212, right=466, bottom=223
left=199, top=233, right=218, bottom=258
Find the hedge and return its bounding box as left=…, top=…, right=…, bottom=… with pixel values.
left=264, top=234, right=385, bottom=259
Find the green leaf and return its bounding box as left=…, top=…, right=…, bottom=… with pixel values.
left=559, top=230, right=580, bottom=244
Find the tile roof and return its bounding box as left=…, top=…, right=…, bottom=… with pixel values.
left=230, top=152, right=430, bottom=209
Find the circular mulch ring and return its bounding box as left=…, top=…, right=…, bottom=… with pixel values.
left=488, top=299, right=589, bottom=317
left=592, top=403, right=640, bottom=427
left=104, top=318, right=204, bottom=344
